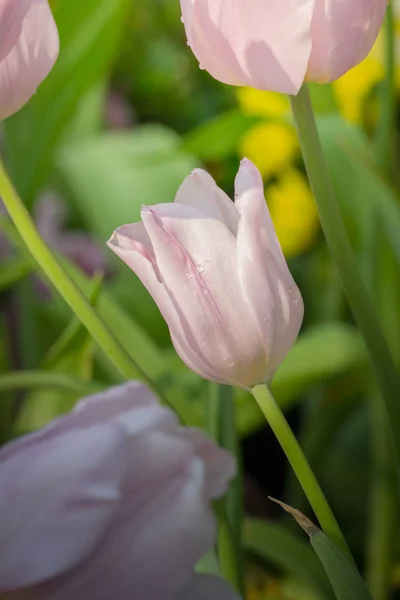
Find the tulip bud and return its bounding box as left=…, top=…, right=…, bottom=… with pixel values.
left=108, top=160, right=304, bottom=388
left=0, top=0, right=59, bottom=121
left=180, top=0, right=387, bottom=94
left=0, top=382, right=238, bottom=600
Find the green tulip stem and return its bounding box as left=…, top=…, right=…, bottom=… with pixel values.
left=376, top=3, right=397, bottom=178
left=289, top=85, right=400, bottom=475
left=366, top=393, right=397, bottom=600
left=251, top=383, right=352, bottom=561
left=0, top=159, right=171, bottom=406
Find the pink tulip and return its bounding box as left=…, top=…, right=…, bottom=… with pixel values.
left=108, top=159, right=304, bottom=388
left=180, top=0, right=387, bottom=94
left=0, top=382, right=238, bottom=600
left=0, top=0, right=59, bottom=120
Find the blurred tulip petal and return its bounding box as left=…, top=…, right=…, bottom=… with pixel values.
left=0, top=0, right=59, bottom=120
left=308, top=0, right=387, bottom=82
left=180, top=0, right=387, bottom=92
left=0, top=383, right=235, bottom=599
left=180, top=0, right=315, bottom=93
left=0, top=428, right=123, bottom=589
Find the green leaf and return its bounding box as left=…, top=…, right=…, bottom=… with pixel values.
left=12, top=372, right=104, bottom=434
left=183, top=111, right=260, bottom=161
left=57, top=126, right=198, bottom=241
left=4, top=0, right=130, bottom=203
left=17, top=275, right=105, bottom=433
left=0, top=258, right=31, bottom=292
left=317, top=115, right=400, bottom=358
left=44, top=273, right=103, bottom=370
left=207, top=384, right=244, bottom=592
left=272, top=501, right=372, bottom=600
left=195, top=550, right=220, bottom=577
left=0, top=371, right=101, bottom=396
left=316, top=116, right=400, bottom=269
left=244, top=518, right=333, bottom=599
left=234, top=323, right=368, bottom=437
left=272, top=324, right=367, bottom=407
left=310, top=531, right=371, bottom=600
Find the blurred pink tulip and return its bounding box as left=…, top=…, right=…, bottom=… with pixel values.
left=0, top=0, right=59, bottom=120
left=0, top=382, right=238, bottom=600
left=108, top=159, right=303, bottom=388
left=180, top=0, right=387, bottom=94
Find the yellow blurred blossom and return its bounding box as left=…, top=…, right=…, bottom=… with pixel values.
left=268, top=169, right=319, bottom=258
left=237, top=87, right=290, bottom=118
left=240, top=122, right=299, bottom=180
left=333, top=17, right=400, bottom=125
left=333, top=56, right=384, bottom=123
left=246, top=574, right=281, bottom=600
left=246, top=573, right=319, bottom=600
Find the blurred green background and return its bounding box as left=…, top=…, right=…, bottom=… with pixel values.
left=1, top=1, right=400, bottom=598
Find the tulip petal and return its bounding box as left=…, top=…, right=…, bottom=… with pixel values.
left=235, top=160, right=304, bottom=379
left=235, top=159, right=283, bottom=257
left=37, top=446, right=217, bottom=599
left=181, top=0, right=316, bottom=93
left=107, top=224, right=217, bottom=379
left=0, top=424, right=124, bottom=589
left=0, top=0, right=59, bottom=120
left=0, top=382, right=177, bottom=590
left=180, top=429, right=236, bottom=498
left=308, top=0, right=387, bottom=82
left=107, top=223, right=174, bottom=322
left=175, top=169, right=239, bottom=234
left=0, top=383, right=235, bottom=599
left=176, top=574, right=241, bottom=600
left=142, top=202, right=266, bottom=386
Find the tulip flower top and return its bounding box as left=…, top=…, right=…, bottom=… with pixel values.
left=108, top=160, right=304, bottom=388
left=180, top=0, right=388, bottom=94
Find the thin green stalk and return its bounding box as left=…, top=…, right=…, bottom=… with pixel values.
left=0, top=159, right=172, bottom=408
left=206, top=382, right=222, bottom=442
left=207, top=384, right=245, bottom=597
left=290, top=86, right=400, bottom=476
left=251, top=384, right=352, bottom=562
left=214, top=500, right=244, bottom=596
left=366, top=393, right=397, bottom=600
left=375, top=3, right=397, bottom=178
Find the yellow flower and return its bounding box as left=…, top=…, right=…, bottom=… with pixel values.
left=333, top=19, right=400, bottom=124
left=268, top=169, right=319, bottom=258
left=237, top=87, right=290, bottom=118
left=333, top=56, right=384, bottom=124
left=240, top=122, right=299, bottom=180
